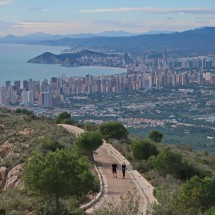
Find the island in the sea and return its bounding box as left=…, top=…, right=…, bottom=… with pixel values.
left=27, top=49, right=130, bottom=68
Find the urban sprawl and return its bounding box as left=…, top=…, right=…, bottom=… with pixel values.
left=0, top=55, right=215, bottom=108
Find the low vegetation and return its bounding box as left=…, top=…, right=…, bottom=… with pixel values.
left=0, top=109, right=215, bottom=215
left=108, top=128, right=215, bottom=214
left=75, top=131, right=103, bottom=160
left=24, top=148, right=95, bottom=214
left=0, top=109, right=100, bottom=214
left=55, top=112, right=76, bottom=125
left=99, top=121, right=128, bottom=140
left=93, top=192, right=139, bottom=215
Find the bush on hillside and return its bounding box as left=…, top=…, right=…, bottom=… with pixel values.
left=23, top=148, right=94, bottom=214
left=132, top=139, right=158, bottom=161
left=99, top=121, right=128, bottom=141
left=55, top=112, right=76, bottom=125
left=148, top=130, right=163, bottom=143
left=173, top=176, right=215, bottom=213
left=75, top=131, right=103, bottom=160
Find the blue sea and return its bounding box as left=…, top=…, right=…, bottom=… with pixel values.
left=0, top=44, right=125, bottom=86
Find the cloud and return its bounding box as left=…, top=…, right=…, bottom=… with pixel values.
left=1, top=18, right=215, bottom=36
left=30, top=7, right=53, bottom=12
left=94, top=19, right=143, bottom=29
left=79, top=7, right=215, bottom=15
left=10, top=21, right=93, bottom=34
left=0, top=20, right=13, bottom=28
left=12, top=21, right=65, bottom=29
left=0, top=0, right=11, bottom=5
left=195, top=21, right=210, bottom=24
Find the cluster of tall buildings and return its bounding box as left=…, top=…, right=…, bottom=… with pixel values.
left=168, top=56, right=215, bottom=70
left=0, top=79, right=54, bottom=107
left=132, top=55, right=215, bottom=71
left=0, top=55, right=215, bottom=108
left=0, top=69, right=214, bottom=108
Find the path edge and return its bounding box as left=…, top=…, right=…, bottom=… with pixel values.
left=58, top=124, right=105, bottom=212
left=80, top=164, right=104, bottom=211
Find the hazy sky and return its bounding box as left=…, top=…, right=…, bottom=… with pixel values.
left=0, top=0, right=215, bottom=36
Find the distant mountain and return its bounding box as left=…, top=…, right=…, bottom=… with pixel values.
left=2, top=27, right=215, bottom=56
left=97, top=31, right=138, bottom=37
left=39, top=27, right=215, bottom=56
left=0, top=32, right=64, bottom=43
left=144, top=30, right=176, bottom=35
left=0, top=31, right=138, bottom=44
left=0, top=30, right=174, bottom=44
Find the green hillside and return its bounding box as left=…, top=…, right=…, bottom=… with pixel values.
left=0, top=108, right=99, bottom=214
left=0, top=108, right=214, bottom=214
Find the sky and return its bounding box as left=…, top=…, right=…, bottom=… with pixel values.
left=0, top=0, right=215, bottom=36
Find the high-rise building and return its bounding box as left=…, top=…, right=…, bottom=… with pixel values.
left=0, top=87, right=6, bottom=104
left=39, top=92, right=51, bottom=107
left=22, top=90, right=33, bottom=106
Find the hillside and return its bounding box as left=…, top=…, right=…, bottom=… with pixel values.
left=0, top=108, right=75, bottom=191
left=0, top=108, right=214, bottom=214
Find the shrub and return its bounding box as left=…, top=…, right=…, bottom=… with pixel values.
left=148, top=130, right=163, bottom=143
left=132, top=139, right=158, bottom=161
left=99, top=121, right=128, bottom=140
left=55, top=112, right=76, bottom=125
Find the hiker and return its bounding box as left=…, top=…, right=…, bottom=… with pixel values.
left=122, top=162, right=127, bottom=179
left=112, top=162, right=118, bottom=178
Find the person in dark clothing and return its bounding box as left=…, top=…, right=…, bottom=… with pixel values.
left=122, top=162, right=127, bottom=179
left=112, top=162, right=118, bottom=178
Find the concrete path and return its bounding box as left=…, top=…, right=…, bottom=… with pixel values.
left=60, top=124, right=156, bottom=215
left=86, top=142, right=144, bottom=214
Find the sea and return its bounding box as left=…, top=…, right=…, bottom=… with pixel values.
left=0, top=44, right=126, bottom=86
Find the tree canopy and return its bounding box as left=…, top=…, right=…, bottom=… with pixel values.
left=83, top=123, right=98, bottom=132
left=152, top=147, right=212, bottom=179
left=174, top=176, right=215, bottom=213
left=55, top=112, right=75, bottom=125
left=132, top=139, right=158, bottom=161
left=151, top=176, right=215, bottom=215
left=152, top=147, right=184, bottom=177
left=99, top=121, right=128, bottom=140
left=148, top=130, right=163, bottom=143
left=75, top=131, right=103, bottom=159
left=23, top=148, right=94, bottom=213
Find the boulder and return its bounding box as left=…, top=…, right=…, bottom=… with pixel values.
left=4, top=163, right=24, bottom=190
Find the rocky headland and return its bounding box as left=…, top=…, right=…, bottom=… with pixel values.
left=27, top=50, right=124, bottom=68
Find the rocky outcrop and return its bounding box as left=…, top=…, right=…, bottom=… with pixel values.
left=18, top=128, right=33, bottom=135
left=27, top=52, right=62, bottom=64
left=0, top=166, right=7, bottom=189
left=0, top=141, right=14, bottom=158
left=27, top=50, right=117, bottom=66
left=4, top=163, right=24, bottom=190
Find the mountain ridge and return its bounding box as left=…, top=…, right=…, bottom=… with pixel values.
left=1, top=27, right=215, bottom=56
left=0, top=27, right=208, bottom=44
left=39, top=27, right=215, bottom=56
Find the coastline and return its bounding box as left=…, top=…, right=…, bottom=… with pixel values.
left=0, top=43, right=126, bottom=86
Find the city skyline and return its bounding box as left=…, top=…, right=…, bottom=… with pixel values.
left=1, top=54, right=214, bottom=107
left=0, top=0, right=215, bottom=36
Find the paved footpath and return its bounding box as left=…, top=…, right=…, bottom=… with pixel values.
left=60, top=124, right=156, bottom=215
